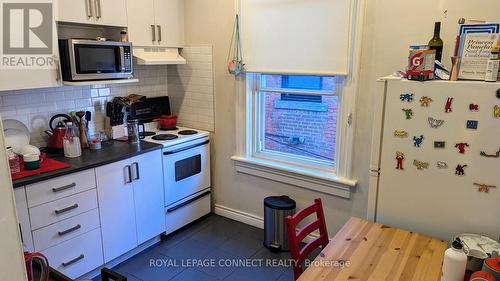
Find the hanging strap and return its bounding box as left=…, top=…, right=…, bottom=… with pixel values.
left=227, top=14, right=243, bottom=62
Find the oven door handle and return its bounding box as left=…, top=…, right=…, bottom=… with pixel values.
left=163, top=139, right=210, bottom=155
left=166, top=191, right=211, bottom=213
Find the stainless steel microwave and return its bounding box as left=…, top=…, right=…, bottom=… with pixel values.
left=58, top=39, right=133, bottom=81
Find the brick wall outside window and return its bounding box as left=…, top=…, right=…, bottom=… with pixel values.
left=262, top=76, right=337, bottom=164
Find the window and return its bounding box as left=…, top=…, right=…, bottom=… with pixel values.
left=253, top=74, right=339, bottom=169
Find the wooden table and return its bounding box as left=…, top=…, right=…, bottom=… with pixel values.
left=298, top=217, right=447, bottom=281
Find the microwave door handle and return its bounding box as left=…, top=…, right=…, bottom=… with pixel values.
left=119, top=46, right=125, bottom=72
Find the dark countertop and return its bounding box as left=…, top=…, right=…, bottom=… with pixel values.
left=13, top=140, right=162, bottom=188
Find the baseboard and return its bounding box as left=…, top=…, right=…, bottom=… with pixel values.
left=214, top=204, right=319, bottom=242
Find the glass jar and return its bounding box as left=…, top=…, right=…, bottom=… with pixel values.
left=6, top=146, right=20, bottom=174
left=63, top=122, right=82, bottom=158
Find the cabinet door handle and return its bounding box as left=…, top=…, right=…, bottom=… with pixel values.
left=54, top=204, right=79, bottom=215
left=125, top=165, right=133, bottom=183
left=52, top=182, right=76, bottom=193
left=151, top=25, right=156, bottom=42
left=54, top=56, right=61, bottom=82
left=58, top=224, right=81, bottom=236
left=157, top=25, right=162, bottom=43
left=95, top=0, right=102, bottom=19
left=85, top=0, right=92, bottom=18
left=132, top=162, right=140, bottom=180
left=62, top=254, right=84, bottom=267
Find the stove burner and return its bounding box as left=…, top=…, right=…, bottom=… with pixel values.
left=159, top=127, right=178, bottom=131
left=140, top=131, right=156, bottom=137
left=152, top=134, right=178, bottom=141
left=178, top=130, right=198, bottom=135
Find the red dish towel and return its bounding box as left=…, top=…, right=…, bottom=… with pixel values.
left=11, top=158, right=70, bottom=181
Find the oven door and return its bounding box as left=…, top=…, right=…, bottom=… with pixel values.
left=163, top=140, right=211, bottom=207
left=69, top=40, right=132, bottom=80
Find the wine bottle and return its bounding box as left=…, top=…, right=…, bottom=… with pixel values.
left=429, top=22, right=444, bottom=62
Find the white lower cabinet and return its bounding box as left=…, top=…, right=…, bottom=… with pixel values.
left=42, top=228, right=103, bottom=279
left=96, top=150, right=165, bottom=263
left=96, top=158, right=138, bottom=263
left=15, top=149, right=165, bottom=278
left=132, top=151, right=165, bottom=244
left=32, top=209, right=100, bottom=251
left=14, top=187, right=34, bottom=252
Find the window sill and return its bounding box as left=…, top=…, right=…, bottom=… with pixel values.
left=231, top=156, right=356, bottom=199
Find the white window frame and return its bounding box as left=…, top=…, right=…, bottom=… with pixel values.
left=232, top=0, right=364, bottom=198
left=252, top=73, right=339, bottom=170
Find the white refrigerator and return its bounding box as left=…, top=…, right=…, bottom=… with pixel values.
left=0, top=116, right=28, bottom=281
left=369, top=78, right=500, bottom=241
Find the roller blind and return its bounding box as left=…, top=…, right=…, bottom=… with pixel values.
left=240, top=0, right=352, bottom=75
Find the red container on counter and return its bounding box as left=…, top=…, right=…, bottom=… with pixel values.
left=154, top=115, right=177, bottom=130
left=470, top=271, right=495, bottom=281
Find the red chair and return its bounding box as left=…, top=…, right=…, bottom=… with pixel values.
left=285, top=198, right=329, bottom=280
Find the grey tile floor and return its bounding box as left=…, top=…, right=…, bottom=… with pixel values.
left=93, top=214, right=297, bottom=281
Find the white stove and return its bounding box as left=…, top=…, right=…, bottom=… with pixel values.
left=141, top=122, right=210, bottom=150
left=141, top=121, right=211, bottom=234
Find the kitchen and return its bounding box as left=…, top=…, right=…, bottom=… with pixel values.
left=1, top=0, right=500, bottom=281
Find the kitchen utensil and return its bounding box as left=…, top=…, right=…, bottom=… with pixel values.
left=455, top=234, right=500, bottom=272
left=154, top=115, right=177, bottom=130
left=76, top=111, right=89, bottom=149
left=24, top=251, right=49, bottom=281
left=23, top=153, right=40, bottom=170
left=20, top=145, right=41, bottom=156
left=482, top=257, right=500, bottom=280
left=85, top=111, right=91, bottom=130
left=126, top=119, right=145, bottom=143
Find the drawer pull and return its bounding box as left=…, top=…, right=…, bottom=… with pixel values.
left=61, top=254, right=84, bottom=267
left=54, top=204, right=79, bottom=215
left=52, top=183, right=76, bottom=193
left=57, top=224, right=81, bottom=236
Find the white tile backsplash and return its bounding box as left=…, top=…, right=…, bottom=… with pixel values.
left=0, top=45, right=215, bottom=147
left=167, top=46, right=215, bottom=132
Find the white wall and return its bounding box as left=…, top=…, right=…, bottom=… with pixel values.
left=184, top=0, right=367, bottom=234
left=184, top=0, right=500, bottom=234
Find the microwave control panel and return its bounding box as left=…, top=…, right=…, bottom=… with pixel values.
left=124, top=46, right=132, bottom=72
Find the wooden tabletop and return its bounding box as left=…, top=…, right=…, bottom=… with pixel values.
left=298, top=217, right=447, bottom=281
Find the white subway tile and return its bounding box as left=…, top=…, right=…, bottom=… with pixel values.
left=98, top=88, right=110, bottom=96
left=3, top=95, right=26, bottom=106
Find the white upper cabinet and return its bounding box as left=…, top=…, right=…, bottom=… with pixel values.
left=126, top=0, right=184, bottom=47
left=0, top=14, right=61, bottom=91
left=56, top=0, right=127, bottom=27
left=154, top=0, right=184, bottom=47
left=126, top=0, right=156, bottom=46
left=93, top=0, right=128, bottom=27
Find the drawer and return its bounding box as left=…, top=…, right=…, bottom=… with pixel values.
left=165, top=190, right=211, bottom=234
left=33, top=209, right=100, bottom=251
left=26, top=169, right=96, bottom=208
left=42, top=228, right=103, bottom=279
left=30, top=189, right=98, bottom=230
